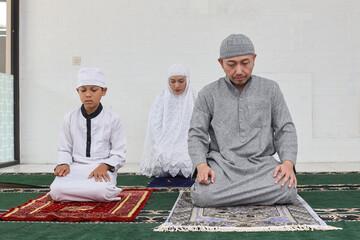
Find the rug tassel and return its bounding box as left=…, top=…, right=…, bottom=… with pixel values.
left=154, top=224, right=342, bottom=232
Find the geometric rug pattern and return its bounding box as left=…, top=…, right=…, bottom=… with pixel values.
left=155, top=191, right=341, bottom=232
left=0, top=189, right=153, bottom=222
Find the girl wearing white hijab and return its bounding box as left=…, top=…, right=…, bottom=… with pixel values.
left=138, top=64, right=197, bottom=178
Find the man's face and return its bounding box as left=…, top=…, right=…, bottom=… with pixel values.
left=77, top=85, right=107, bottom=114
left=218, top=54, right=256, bottom=89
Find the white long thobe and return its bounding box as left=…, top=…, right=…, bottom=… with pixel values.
left=49, top=103, right=126, bottom=202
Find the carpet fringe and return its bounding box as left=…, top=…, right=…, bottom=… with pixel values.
left=154, top=224, right=342, bottom=232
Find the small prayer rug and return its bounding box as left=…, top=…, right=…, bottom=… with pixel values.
left=0, top=189, right=153, bottom=222
left=155, top=191, right=341, bottom=232
left=146, top=177, right=195, bottom=188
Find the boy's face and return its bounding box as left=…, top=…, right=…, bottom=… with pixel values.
left=76, top=85, right=107, bottom=114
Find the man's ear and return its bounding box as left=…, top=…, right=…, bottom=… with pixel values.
left=76, top=88, right=79, bottom=93
left=218, top=58, right=224, bottom=69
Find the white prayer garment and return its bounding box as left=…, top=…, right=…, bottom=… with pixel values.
left=138, top=64, right=198, bottom=178
left=49, top=103, right=126, bottom=202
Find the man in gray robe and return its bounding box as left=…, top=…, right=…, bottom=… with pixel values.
left=188, top=34, right=298, bottom=207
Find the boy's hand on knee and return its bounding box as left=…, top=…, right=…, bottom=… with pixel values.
left=88, top=164, right=111, bottom=182
left=196, top=163, right=215, bottom=185
left=54, top=164, right=70, bottom=177
left=273, top=160, right=297, bottom=189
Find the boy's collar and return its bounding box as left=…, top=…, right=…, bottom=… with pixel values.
left=81, top=103, right=103, bottom=119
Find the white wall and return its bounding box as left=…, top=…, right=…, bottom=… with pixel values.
left=19, top=0, right=360, bottom=165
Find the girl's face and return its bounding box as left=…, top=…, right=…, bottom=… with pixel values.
left=168, top=75, right=187, bottom=95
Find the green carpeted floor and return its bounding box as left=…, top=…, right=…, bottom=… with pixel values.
left=0, top=221, right=358, bottom=240
left=0, top=174, right=153, bottom=187
left=0, top=172, right=359, bottom=239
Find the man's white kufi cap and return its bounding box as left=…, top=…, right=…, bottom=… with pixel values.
left=77, top=67, right=105, bottom=88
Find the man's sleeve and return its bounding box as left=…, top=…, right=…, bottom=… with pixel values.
left=57, top=113, right=73, bottom=166
left=103, top=116, right=126, bottom=172
left=271, top=83, right=298, bottom=165
left=188, top=91, right=212, bottom=178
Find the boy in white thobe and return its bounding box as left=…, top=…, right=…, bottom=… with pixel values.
left=48, top=67, right=126, bottom=202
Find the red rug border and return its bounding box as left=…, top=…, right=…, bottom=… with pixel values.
left=0, top=188, right=156, bottom=222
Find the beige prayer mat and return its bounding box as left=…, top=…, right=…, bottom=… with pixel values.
left=155, top=191, right=341, bottom=232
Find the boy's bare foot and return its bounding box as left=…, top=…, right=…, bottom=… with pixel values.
left=44, top=193, right=53, bottom=201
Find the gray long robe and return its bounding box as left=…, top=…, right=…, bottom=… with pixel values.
left=188, top=75, right=298, bottom=207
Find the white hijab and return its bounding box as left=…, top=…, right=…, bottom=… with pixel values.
left=138, top=64, right=198, bottom=177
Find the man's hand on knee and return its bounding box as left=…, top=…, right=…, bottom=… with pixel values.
left=196, top=163, right=215, bottom=185
left=273, top=160, right=297, bottom=188
left=54, top=164, right=70, bottom=177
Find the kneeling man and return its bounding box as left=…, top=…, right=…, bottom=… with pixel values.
left=189, top=34, right=297, bottom=207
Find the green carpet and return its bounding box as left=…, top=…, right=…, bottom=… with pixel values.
left=0, top=174, right=54, bottom=187
left=0, top=221, right=358, bottom=240
left=298, top=191, right=360, bottom=209
left=0, top=173, right=153, bottom=187
left=297, top=173, right=360, bottom=185
left=0, top=193, right=43, bottom=210
left=1, top=172, right=359, bottom=239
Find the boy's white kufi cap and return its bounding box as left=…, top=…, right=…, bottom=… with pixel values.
left=77, top=67, right=105, bottom=88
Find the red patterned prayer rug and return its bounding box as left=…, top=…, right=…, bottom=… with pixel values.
left=0, top=189, right=154, bottom=222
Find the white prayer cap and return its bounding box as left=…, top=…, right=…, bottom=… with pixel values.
left=77, top=67, right=105, bottom=88
left=167, top=63, right=190, bottom=79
